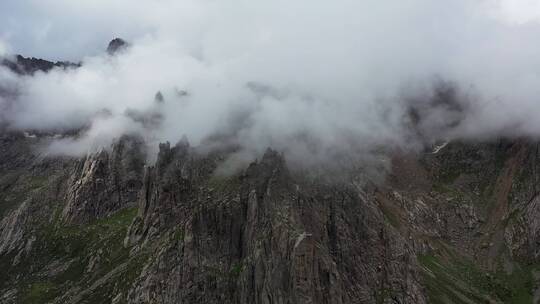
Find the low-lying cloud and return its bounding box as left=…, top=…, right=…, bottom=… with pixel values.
left=1, top=0, right=540, bottom=167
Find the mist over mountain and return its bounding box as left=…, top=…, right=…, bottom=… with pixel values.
left=1, top=0, right=540, bottom=169
left=3, top=2, right=540, bottom=303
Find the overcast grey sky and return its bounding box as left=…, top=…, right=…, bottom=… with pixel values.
left=0, top=0, right=153, bottom=60
left=0, top=0, right=538, bottom=60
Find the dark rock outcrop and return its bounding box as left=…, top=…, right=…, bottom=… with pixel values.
left=1, top=55, right=79, bottom=75
left=62, top=135, right=146, bottom=224
left=0, top=38, right=128, bottom=77
left=107, top=38, right=129, bottom=55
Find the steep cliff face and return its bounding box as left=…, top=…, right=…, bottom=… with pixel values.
left=3, top=129, right=540, bottom=303
left=63, top=135, right=146, bottom=224
left=125, top=146, right=426, bottom=304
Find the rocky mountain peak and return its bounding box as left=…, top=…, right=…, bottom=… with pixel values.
left=107, top=38, right=129, bottom=55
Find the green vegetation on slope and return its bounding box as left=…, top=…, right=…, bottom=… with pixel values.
left=1, top=207, right=146, bottom=304
left=419, top=250, right=537, bottom=304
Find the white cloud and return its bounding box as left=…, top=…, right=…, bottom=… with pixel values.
left=493, top=0, right=540, bottom=24
left=0, top=39, right=8, bottom=56
left=1, top=0, right=540, bottom=167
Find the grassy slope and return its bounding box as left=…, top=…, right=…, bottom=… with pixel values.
left=419, top=142, right=538, bottom=304
left=419, top=249, right=537, bottom=304
left=1, top=207, right=146, bottom=304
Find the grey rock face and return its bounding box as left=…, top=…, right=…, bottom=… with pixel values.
left=126, top=148, right=427, bottom=303
left=125, top=139, right=213, bottom=246
left=0, top=200, right=32, bottom=256
left=63, top=135, right=146, bottom=224
left=3, top=129, right=540, bottom=303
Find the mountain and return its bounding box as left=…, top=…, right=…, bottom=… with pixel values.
left=1, top=44, right=540, bottom=304
left=107, top=38, right=129, bottom=55
left=1, top=55, right=80, bottom=75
